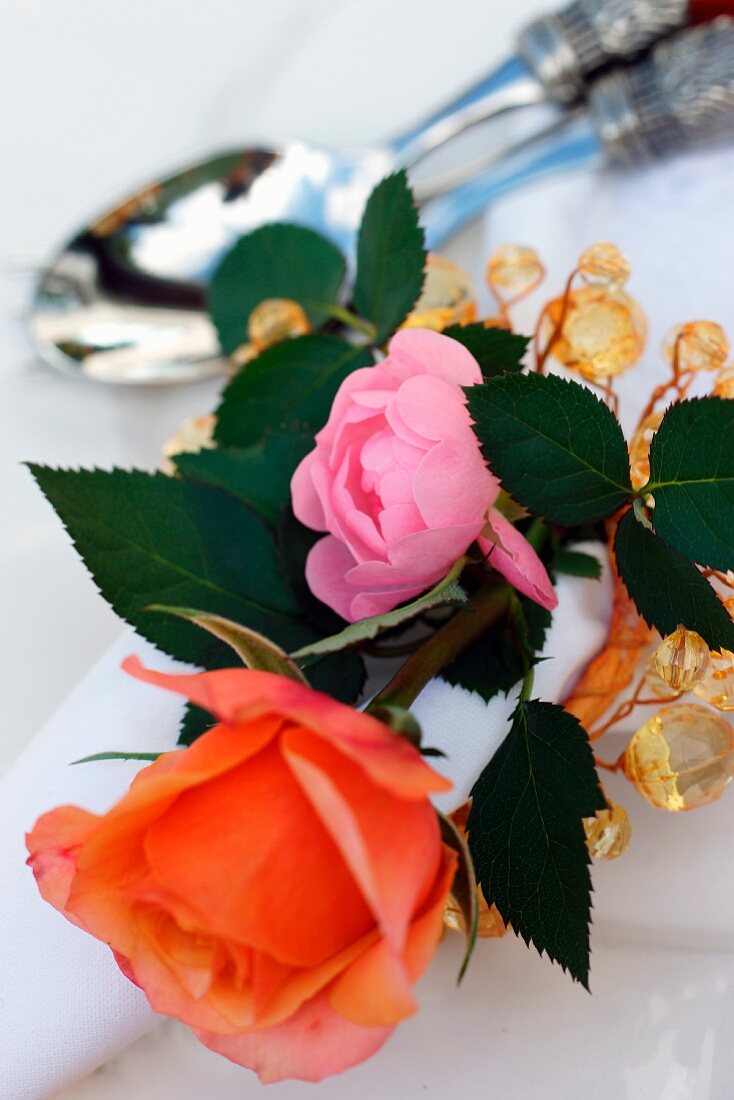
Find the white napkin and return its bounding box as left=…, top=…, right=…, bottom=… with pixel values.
left=0, top=548, right=610, bottom=1100
left=0, top=636, right=185, bottom=1100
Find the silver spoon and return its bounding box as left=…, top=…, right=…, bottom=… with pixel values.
left=27, top=1, right=726, bottom=385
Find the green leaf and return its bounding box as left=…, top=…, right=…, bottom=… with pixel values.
left=72, top=751, right=164, bottom=765
left=439, top=813, right=478, bottom=983
left=646, top=397, right=734, bottom=571
left=150, top=605, right=308, bottom=682
left=292, top=558, right=469, bottom=662
left=467, top=373, right=632, bottom=525
left=174, top=432, right=313, bottom=527
left=28, top=466, right=319, bottom=668
left=614, top=508, right=734, bottom=651
left=443, top=324, right=529, bottom=379
left=214, top=336, right=374, bottom=448
left=468, top=699, right=605, bottom=987
left=208, top=223, right=346, bottom=355
left=442, top=593, right=550, bottom=703
left=553, top=548, right=602, bottom=579
left=353, top=170, right=425, bottom=343
left=179, top=702, right=216, bottom=746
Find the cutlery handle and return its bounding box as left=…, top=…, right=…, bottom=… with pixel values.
left=519, top=0, right=734, bottom=102
left=589, top=19, right=734, bottom=161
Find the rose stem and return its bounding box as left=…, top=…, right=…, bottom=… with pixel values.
left=367, top=584, right=510, bottom=713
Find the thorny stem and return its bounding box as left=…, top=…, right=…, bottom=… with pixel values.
left=367, top=583, right=510, bottom=712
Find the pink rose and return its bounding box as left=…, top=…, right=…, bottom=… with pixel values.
left=291, top=329, right=557, bottom=622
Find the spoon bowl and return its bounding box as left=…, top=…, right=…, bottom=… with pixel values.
left=30, top=141, right=395, bottom=384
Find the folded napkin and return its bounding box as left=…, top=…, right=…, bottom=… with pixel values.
left=0, top=549, right=610, bottom=1100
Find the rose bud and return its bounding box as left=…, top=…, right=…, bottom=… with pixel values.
left=291, top=328, right=556, bottom=622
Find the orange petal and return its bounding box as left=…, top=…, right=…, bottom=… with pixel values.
left=328, top=938, right=416, bottom=1027
left=403, top=845, right=458, bottom=982
left=123, top=657, right=451, bottom=799
left=26, top=805, right=100, bottom=923
left=143, top=741, right=373, bottom=967
left=282, top=727, right=441, bottom=954
left=194, top=988, right=394, bottom=1084
left=328, top=844, right=457, bottom=1028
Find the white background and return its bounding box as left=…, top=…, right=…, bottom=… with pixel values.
left=4, top=0, right=734, bottom=1097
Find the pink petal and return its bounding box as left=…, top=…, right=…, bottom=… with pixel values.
left=413, top=437, right=497, bottom=529
left=387, top=328, right=483, bottom=387
left=195, top=990, right=394, bottom=1084
left=349, top=586, right=426, bottom=620
left=384, top=396, right=434, bottom=451
left=388, top=523, right=483, bottom=575
left=305, top=535, right=361, bottom=621
left=480, top=510, right=558, bottom=611
left=290, top=450, right=326, bottom=532
left=379, top=502, right=424, bottom=544
left=395, top=374, right=472, bottom=442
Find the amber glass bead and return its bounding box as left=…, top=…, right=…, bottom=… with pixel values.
left=624, top=703, right=734, bottom=811
left=628, top=410, right=664, bottom=490
left=583, top=803, right=631, bottom=860
left=403, top=254, right=477, bottom=331
left=712, top=365, right=734, bottom=398
left=543, top=288, right=646, bottom=381
left=486, top=244, right=544, bottom=301
left=161, top=414, right=216, bottom=475
left=248, top=298, right=310, bottom=351
left=643, top=655, right=681, bottom=701
left=663, top=321, right=729, bottom=373
left=653, top=626, right=711, bottom=693
left=578, top=242, right=631, bottom=290
left=694, top=649, right=734, bottom=712
left=444, top=890, right=506, bottom=938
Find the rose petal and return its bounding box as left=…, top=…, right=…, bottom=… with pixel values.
left=388, top=523, right=483, bottom=575
left=388, top=328, right=483, bottom=387
left=305, top=534, right=361, bottom=622
left=123, top=658, right=452, bottom=800
left=395, top=374, right=472, bottom=442
left=26, top=806, right=99, bottom=922
left=480, top=510, right=558, bottom=611
left=378, top=502, right=424, bottom=544
left=282, top=729, right=441, bottom=955
left=143, top=739, right=374, bottom=967
left=195, top=988, right=394, bottom=1084
left=329, top=844, right=456, bottom=1027
left=413, top=437, right=497, bottom=529
left=291, top=450, right=326, bottom=531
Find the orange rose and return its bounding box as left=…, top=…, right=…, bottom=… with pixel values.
left=27, top=657, right=455, bottom=1083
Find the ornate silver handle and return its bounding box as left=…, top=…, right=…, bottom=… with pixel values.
left=519, top=0, right=689, bottom=101
left=589, top=19, right=734, bottom=161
